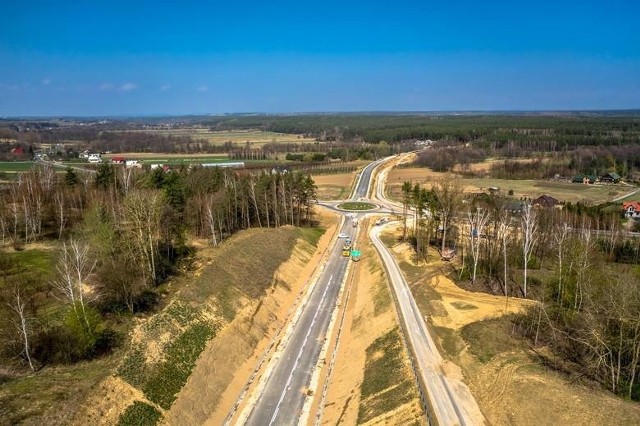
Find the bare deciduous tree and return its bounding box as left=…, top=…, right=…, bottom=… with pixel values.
left=521, top=202, right=538, bottom=298
left=7, top=287, right=35, bottom=371
left=51, top=239, right=97, bottom=330
left=495, top=210, right=511, bottom=297
left=553, top=219, right=571, bottom=304
left=122, top=190, right=164, bottom=285
left=432, top=178, right=463, bottom=254
left=467, top=206, right=490, bottom=284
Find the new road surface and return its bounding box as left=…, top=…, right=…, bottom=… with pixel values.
left=241, top=160, right=383, bottom=425
left=370, top=155, right=485, bottom=425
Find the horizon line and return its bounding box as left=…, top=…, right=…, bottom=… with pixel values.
left=3, top=108, right=640, bottom=120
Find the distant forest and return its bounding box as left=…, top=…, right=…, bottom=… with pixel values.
left=1, top=114, right=640, bottom=171
left=199, top=114, right=640, bottom=146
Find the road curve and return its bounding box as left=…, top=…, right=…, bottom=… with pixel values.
left=369, top=155, right=485, bottom=425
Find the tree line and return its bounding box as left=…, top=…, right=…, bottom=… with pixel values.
left=0, top=163, right=317, bottom=369
left=400, top=178, right=640, bottom=401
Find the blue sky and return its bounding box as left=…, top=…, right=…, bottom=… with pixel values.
left=1, top=0, right=639, bottom=115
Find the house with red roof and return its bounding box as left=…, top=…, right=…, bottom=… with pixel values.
left=10, top=146, right=25, bottom=155
left=622, top=201, right=640, bottom=218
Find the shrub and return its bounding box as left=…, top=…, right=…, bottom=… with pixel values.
left=118, top=401, right=162, bottom=426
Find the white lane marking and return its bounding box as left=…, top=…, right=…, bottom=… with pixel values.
left=268, top=275, right=334, bottom=426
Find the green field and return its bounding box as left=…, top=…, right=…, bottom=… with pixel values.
left=0, top=161, right=88, bottom=174
left=338, top=201, right=377, bottom=211
left=0, top=162, right=38, bottom=172
left=129, top=128, right=317, bottom=147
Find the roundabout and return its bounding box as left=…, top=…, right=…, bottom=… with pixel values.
left=336, top=201, right=377, bottom=211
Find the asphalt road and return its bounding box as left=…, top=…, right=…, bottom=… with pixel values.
left=243, top=159, right=383, bottom=425
left=370, top=155, right=485, bottom=425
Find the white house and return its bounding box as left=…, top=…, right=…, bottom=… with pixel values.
left=87, top=153, right=102, bottom=163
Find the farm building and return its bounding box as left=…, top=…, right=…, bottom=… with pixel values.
left=10, top=146, right=25, bottom=155
left=600, top=172, right=622, bottom=184
left=572, top=174, right=597, bottom=184
left=111, top=156, right=126, bottom=164
left=532, top=195, right=560, bottom=209
left=504, top=201, right=526, bottom=214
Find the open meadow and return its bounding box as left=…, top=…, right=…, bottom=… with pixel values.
left=311, top=172, right=356, bottom=200
left=387, top=166, right=634, bottom=204
left=131, top=128, right=317, bottom=147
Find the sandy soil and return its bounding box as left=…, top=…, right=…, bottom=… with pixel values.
left=163, top=209, right=339, bottom=425
left=380, top=223, right=640, bottom=425
left=389, top=238, right=534, bottom=330
left=320, top=218, right=422, bottom=425
left=73, top=376, right=158, bottom=426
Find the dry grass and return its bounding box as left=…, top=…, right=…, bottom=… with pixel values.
left=311, top=172, right=356, bottom=200
left=130, top=129, right=317, bottom=147
left=387, top=167, right=631, bottom=204
left=105, top=152, right=229, bottom=159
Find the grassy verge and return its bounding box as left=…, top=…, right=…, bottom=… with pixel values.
left=0, top=355, right=117, bottom=425
left=357, top=327, right=419, bottom=424
left=338, top=202, right=376, bottom=211
left=118, top=401, right=162, bottom=426
left=461, top=315, right=525, bottom=363
left=0, top=248, right=55, bottom=284
left=369, top=262, right=391, bottom=316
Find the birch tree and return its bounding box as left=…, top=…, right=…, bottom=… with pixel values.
left=553, top=219, right=571, bottom=304
left=521, top=202, right=538, bottom=298
left=122, top=190, right=164, bottom=285
left=495, top=209, right=510, bottom=297
left=467, top=206, right=490, bottom=284
left=51, top=239, right=97, bottom=331
left=7, top=287, right=35, bottom=371
left=432, top=178, right=463, bottom=254
left=53, top=190, right=67, bottom=239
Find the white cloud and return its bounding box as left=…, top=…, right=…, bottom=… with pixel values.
left=160, top=84, right=172, bottom=91
left=99, top=83, right=114, bottom=91
left=42, top=77, right=52, bottom=85
left=119, top=83, right=138, bottom=92
left=196, top=85, right=208, bottom=92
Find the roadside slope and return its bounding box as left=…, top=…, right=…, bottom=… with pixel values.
left=381, top=222, right=640, bottom=425
left=73, top=215, right=336, bottom=426
left=320, top=218, right=423, bottom=426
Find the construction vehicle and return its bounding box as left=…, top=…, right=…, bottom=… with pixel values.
left=351, top=248, right=361, bottom=262
left=375, top=217, right=389, bottom=226
left=342, top=239, right=352, bottom=257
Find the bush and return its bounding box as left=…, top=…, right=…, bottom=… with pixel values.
left=118, top=401, right=162, bottom=426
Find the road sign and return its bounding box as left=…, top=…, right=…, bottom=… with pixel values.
left=351, top=250, right=361, bottom=257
